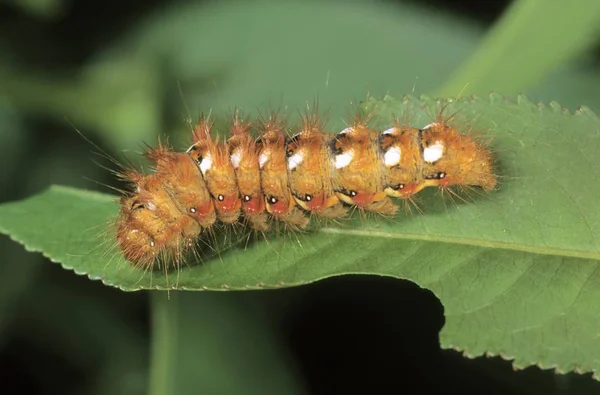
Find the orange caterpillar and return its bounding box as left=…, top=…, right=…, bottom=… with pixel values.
left=115, top=105, right=497, bottom=269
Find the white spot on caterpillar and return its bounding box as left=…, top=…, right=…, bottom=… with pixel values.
left=422, top=122, right=441, bottom=130
left=147, top=202, right=157, bottom=211
left=199, top=153, right=213, bottom=175
left=423, top=141, right=444, bottom=163
left=259, top=151, right=269, bottom=169
left=334, top=149, right=354, bottom=169
left=287, top=151, right=304, bottom=170
left=339, top=127, right=353, bottom=135
left=384, top=146, right=401, bottom=167
left=382, top=128, right=396, bottom=135
left=230, top=148, right=242, bottom=168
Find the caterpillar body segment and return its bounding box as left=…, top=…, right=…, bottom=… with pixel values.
left=227, top=112, right=270, bottom=231
left=286, top=111, right=347, bottom=219
left=419, top=121, right=497, bottom=191
left=188, top=116, right=242, bottom=224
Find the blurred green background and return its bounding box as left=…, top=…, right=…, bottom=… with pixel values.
left=1, top=0, right=600, bottom=394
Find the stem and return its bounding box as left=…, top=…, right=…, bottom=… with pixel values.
left=148, top=291, right=177, bottom=395
left=146, top=291, right=307, bottom=395
left=437, top=0, right=600, bottom=96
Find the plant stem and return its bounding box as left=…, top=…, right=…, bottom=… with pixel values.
left=146, top=291, right=307, bottom=395
left=148, top=291, right=176, bottom=395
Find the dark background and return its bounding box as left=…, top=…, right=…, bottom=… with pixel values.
left=1, top=0, right=599, bottom=394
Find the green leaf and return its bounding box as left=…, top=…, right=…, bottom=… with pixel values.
left=1, top=94, right=600, bottom=377
left=2, top=58, right=162, bottom=149
left=115, top=0, right=486, bottom=114
left=438, top=0, right=600, bottom=97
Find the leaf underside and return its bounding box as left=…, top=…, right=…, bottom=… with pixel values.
left=1, top=94, right=600, bottom=378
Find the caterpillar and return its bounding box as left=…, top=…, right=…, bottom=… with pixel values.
left=114, top=101, right=497, bottom=270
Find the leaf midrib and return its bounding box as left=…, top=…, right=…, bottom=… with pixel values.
left=320, top=227, right=600, bottom=261
left=22, top=185, right=600, bottom=262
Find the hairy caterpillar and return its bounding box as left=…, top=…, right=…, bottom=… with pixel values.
left=114, top=101, right=497, bottom=270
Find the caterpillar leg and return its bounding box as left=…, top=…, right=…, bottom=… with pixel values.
left=276, top=207, right=310, bottom=229
left=362, top=197, right=398, bottom=216
left=244, top=213, right=271, bottom=232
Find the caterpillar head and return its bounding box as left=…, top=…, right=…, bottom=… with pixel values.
left=116, top=174, right=201, bottom=268
left=419, top=122, right=497, bottom=191
left=116, top=195, right=160, bottom=267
